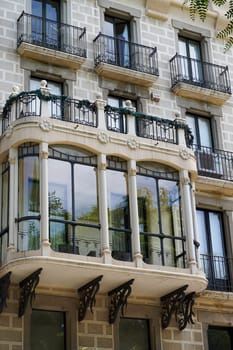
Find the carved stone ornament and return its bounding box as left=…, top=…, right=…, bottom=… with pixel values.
left=0, top=272, right=12, bottom=313
left=179, top=148, right=191, bottom=160
left=18, top=268, right=43, bottom=318
left=97, top=132, right=109, bottom=144
left=39, top=119, right=53, bottom=131
left=127, top=138, right=138, bottom=150
left=78, top=275, right=103, bottom=322
left=108, top=279, right=134, bottom=324
left=160, top=285, right=196, bottom=331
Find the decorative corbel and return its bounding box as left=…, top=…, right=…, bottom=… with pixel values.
left=0, top=272, right=12, bottom=313
left=78, top=275, right=103, bottom=322
left=160, top=285, right=196, bottom=330
left=108, top=279, right=134, bottom=324
left=18, top=268, right=43, bottom=318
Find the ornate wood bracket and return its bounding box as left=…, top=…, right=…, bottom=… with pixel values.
left=0, top=272, right=12, bottom=313
left=18, top=268, right=43, bottom=318
left=108, top=279, right=134, bottom=324
left=78, top=275, right=103, bottom=322
left=160, top=285, right=196, bottom=330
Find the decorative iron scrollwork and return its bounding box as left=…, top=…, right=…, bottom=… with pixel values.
left=0, top=272, right=12, bottom=313
left=108, top=279, right=134, bottom=324
left=78, top=275, right=103, bottom=322
left=160, top=285, right=196, bottom=330
left=18, top=268, right=43, bottom=318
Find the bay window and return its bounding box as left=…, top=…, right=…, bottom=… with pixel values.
left=137, top=162, right=185, bottom=267
left=48, top=146, right=100, bottom=256
left=18, top=143, right=40, bottom=251
left=106, top=156, right=131, bottom=261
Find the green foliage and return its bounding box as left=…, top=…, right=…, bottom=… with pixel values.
left=186, top=0, right=233, bottom=51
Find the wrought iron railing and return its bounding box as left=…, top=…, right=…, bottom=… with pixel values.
left=170, top=54, right=231, bottom=94
left=1, top=91, right=97, bottom=132
left=193, top=144, right=233, bottom=182
left=93, top=33, right=159, bottom=75
left=1, top=90, right=193, bottom=148
left=136, top=114, right=178, bottom=144
left=200, top=254, right=232, bottom=292
left=104, top=105, right=127, bottom=133
left=17, top=11, right=87, bottom=57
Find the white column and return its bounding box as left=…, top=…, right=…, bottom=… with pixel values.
left=125, top=100, right=136, bottom=136
left=180, top=170, right=197, bottom=273
left=128, top=159, right=143, bottom=267
left=8, top=148, right=18, bottom=253
left=175, top=113, right=187, bottom=147
left=190, top=181, right=201, bottom=268
left=98, top=154, right=111, bottom=263
left=40, top=142, right=50, bottom=254
left=95, top=97, right=107, bottom=130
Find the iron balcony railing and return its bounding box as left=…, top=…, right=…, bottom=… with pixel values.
left=17, top=11, right=87, bottom=57
left=193, top=144, right=233, bottom=182
left=93, top=33, right=159, bottom=75
left=170, top=53, right=231, bottom=94
left=200, top=254, right=232, bottom=292
left=1, top=90, right=193, bottom=148
left=2, top=91, right=97, bottom=131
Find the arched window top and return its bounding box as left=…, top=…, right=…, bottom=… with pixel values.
left=48, top=145, right=97, bottom=166
left=137, top=162, right=179, bottom=181
left=18, top=143, right=39, bottom=158
left=107, top=155, right=127, bottom=171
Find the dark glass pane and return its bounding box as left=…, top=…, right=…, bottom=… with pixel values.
left=31, top=310, right=65, bottom=350
left=208, top=327, right=233, bottom=350
left=119, top=318, right=150, bottom=350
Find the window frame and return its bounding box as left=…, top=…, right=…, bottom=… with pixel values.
left=24, top=294, right=78, bottom=350
left=114, top=304, right=161, bottom=350
left=208, top=325, right=233, bottom=350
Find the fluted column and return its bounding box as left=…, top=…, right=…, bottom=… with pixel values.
left=8, top=147, right=18, bottom=253
left=95, top=97, right=107, bottom=130
left=98, top=154, right=111, bottom=263
left=180, top=170, right=197, bottom=273
left=40, top=142, right=50, bottom=254
left=190, top=181, right=201, bottom=268
left=128, top=160, right=143, bottom=267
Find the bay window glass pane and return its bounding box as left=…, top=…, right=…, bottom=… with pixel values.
left=31, top=310, right=65, bottom=350
left=107, top=169, right=130, bottom=257
left=107, top=169, right=129, bottom=230
left=48, top=159, right=71, bottom=250
left=119, top=318, right=150, bottom=350
left=1, top=232, right=8, bottom=265
left=18, top=156, right=40, bottom=217
left=208, top=326, right=233, bottom=350
left=74, top=164, right=98, bottom=224
left=18, top=220, right=40, bottom=251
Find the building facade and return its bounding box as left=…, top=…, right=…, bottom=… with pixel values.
left=0, top=0, right=233, bottom=349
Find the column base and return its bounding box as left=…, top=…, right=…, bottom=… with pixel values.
left=134, top=253, right=143, bottom=268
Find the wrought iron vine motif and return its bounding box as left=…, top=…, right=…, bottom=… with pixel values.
left=0, top=272, right=12, bottom=313
left=160, top=285, right=196, bottom=331
left=78, top=275, right=103, bottom=322
left=18, top=268, right=43, bottom=318
left=108, top=279, right=134, bottom=324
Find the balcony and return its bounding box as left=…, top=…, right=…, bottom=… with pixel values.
left=170, top=54, right=231, bottom=105
left=1, top=87, right=193, bottom=150
left=201, top=254, right=232, bottom=292
left=93, top=33, right=159, bottom=87
left=193, top=145, right=233, bottom=182
left=17, top=12, right=87, bottom=69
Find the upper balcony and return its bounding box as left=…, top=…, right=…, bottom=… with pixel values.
left=170, top=54, right=231, bottom=105
left=93, top=33, right=159, bottom=87
left=17, top=12, right=87, bottom=69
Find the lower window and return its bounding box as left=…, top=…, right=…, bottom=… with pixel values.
left=31, top=309, right=66, bottom=350
left=119, top=317, right=151, bottom=350
left=208, top=326, right=233, bottom=350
